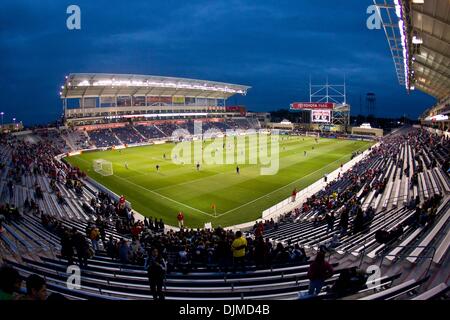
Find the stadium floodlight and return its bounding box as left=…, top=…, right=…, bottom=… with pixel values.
left=93, top=159, right=113, bottom=176
left=78, top=79, right=245, bottom=94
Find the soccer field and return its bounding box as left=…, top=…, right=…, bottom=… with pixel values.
left=66, top=136, right=373, bottom=228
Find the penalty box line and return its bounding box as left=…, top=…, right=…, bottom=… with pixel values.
left=76, top=156, right=217, bottom=218
left=112, top=174, right=217, bottom=218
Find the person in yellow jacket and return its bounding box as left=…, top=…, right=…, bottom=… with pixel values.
left=231, top=231, right=247, bottom=273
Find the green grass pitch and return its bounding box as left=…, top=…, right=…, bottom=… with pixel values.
left=66, top=136, right=373, bottom=228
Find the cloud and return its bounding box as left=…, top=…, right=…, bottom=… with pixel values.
left=0, top=0, right=436, bottom=124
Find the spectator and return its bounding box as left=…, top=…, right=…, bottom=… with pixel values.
left=106, top=236, right=117, bottom=260
left=89, top=226, right=100, bottom=252
left=147, top=248, right=166, bottom=300
left=339, top=209, right=349, bottom=236
left=19, top=274, right=47, bottom=301
left=324, top=212, right=335, bottom=234
left=0, top=265, right=22, bottom=300
left=307, top=251, right=334, bottom=296
left=119, top=239, right=130, bottom=264
left=73, top=229, right=89, bottom=268
left=231, top=231, right=247, bottom=273
left=61, top=229, right=75, bottom=265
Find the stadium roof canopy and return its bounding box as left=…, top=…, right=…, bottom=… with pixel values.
left=60, top=73, right=251, bottom=100
left=374, top=0, right=450, bottom=100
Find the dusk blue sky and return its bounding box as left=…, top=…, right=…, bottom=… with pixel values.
left=0, top=0, right=437, bottom=125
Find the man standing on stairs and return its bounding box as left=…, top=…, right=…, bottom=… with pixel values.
left=61, top=229, right=75, bottom=265
left=7, top=180, right=13, bottom=199
left=307, top=250, right=334, bottom=296
left=147, top=248, right=166, bottom=300
left=72, top=228, right=89, bottom=268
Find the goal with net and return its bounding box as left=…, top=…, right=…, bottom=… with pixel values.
left=93, top=159, right=113, bottom=176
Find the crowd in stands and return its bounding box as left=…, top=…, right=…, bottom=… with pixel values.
left=95, top=222, right=309, bottom=273
left=264, top=128, right=449, bottom=252
left=84, top=119, right=261, bottom=148
left=0, top=264, right=60, bottom=300
left=88, top=129, right=120, bottom=148
left=0, top=126, right=448, bottom=300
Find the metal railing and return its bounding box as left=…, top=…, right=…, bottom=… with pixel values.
left=378, top=245, right=436, bottom=278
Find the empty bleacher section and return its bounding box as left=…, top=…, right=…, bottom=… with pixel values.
left=111, top=126, right=146, bottom=145
left=61, top=128, right=91, bottom=151
left=134, top=124, right=166, bottom=140
left=88, top=129, right=120, bottom=148
left=0, top=126, right=448, bottom=300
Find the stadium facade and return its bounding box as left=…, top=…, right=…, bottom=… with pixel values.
left=60, top=73, right=251, bottom=126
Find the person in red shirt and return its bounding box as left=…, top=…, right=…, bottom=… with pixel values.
left=291, top=188, right=297, bottom=203
left=307, top=250, right=334, bottom=296
left=177, top=211, right=184, bottom=228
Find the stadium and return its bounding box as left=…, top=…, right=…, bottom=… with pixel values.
left=0, top=0, right=449, bottom=306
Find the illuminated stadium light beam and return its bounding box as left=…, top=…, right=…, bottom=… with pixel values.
left=374, top=0, right=411, bottom=91
left=76, top=79, right=246, bottom=94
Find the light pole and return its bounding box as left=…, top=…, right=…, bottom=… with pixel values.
left=0, top=112, right=3, bottom=128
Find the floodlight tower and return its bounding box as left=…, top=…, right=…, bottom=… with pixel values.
left=309, top=76, right=350, bottom=128
left=366, top=93, right=376, bottom=116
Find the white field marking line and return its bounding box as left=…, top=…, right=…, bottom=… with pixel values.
left=111, top=174, right=217, bottom=217
left=73, top=156, right=216, bottom=217
left=215, top=142, right=371, bottom=218
left=152, top=138, right=326, bottom=192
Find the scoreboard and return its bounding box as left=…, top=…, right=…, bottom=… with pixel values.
left=290, top=102, right=333, bottom=124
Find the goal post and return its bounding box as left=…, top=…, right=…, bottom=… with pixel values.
left=93, top=159, right=113, bottom=176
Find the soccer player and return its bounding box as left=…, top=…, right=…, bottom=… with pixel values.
left=125, top=162, right=128, bottom=169
left=304, top=151, right=307, bottom=156
left=196, top=162, right=200, bottom=171
left=163, top=153, right=166, bottom=160
left=156, top=164, right=160, bottom=172
left=236, top=166, right=240, bottom=174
